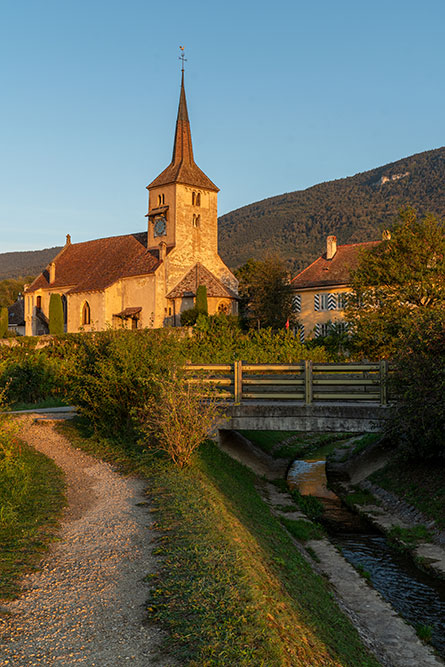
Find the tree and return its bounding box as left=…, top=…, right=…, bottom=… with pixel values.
left=235, top=254, right=297, bottom=330
left=49, top=294, right=64, bottom=335
left=385, top=309, right=445, bottom=460
left=0, top=307, right=8, bottom=338
left=195, top=285, right=208, bottom=315
left=347, top=208, right=445, bottom=358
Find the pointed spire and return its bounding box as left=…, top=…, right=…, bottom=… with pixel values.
left=147, top=63, right=219, bottom=192
left=172, top=71, right=194, bottom=164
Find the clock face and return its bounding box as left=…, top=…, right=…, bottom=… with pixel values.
left=154, top=217, right=167, bottom=237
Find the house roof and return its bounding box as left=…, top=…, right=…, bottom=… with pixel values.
left=147, top=72, right=219, bottom=193
left=25, top=232, right=160, bottom=294
left=8, top=299, right=25, bottom=326
left=291, top=241, right=380, bottom=289
left=167, top=262, right=238, bottom=300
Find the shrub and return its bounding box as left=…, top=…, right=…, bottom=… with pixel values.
left=139, top=377, right=224, bottom=467
left=49, top=294, right=64, bottom=335
left=0, top=353, right=61, bottom=405
left=180, top=307, right=199, bottom=326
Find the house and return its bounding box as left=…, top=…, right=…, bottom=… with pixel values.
left=24, top=70, right=238, bottom=335
left=8, top=294, right=26, bottom=336
left=290, top=235, right=380, bottom=339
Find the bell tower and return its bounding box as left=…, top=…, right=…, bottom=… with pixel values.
left=146, top=59, right=219, bottom=260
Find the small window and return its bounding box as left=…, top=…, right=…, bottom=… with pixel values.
left=319, top=294, right=330, bottom=310
left=196, top=192, right=201, bottom=206
left=36, top=296, right=42, bottom=310
left=82, top=301, right=91, bottom=325
left=157, top=193, right=165, bottom=206
left=192, top=192, right=195, bottom=205
left=337, top=293, right=348, bottom=310
left=193, top=214, right=200, bottom=228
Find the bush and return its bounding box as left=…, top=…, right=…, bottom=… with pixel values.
left=0, top=353, right=61, bottom=405
left=65, top=330, right=184, bottom=440
left=180, top=307, right=199, bottom=326
left=49, top=294, right=64, bottom=335
left=140, top=377, right=224, bottom=467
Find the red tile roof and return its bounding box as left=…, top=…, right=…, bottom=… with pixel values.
left=147, top=72, right=218, bottom=193
left=25, top=232, right=160, bottom=294
left=167, top=263, right=238, bottom=300
left=291, top=241, right=380, bottom=289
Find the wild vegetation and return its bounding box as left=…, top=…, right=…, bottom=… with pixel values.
left=219, top=146, right=445, bottom=271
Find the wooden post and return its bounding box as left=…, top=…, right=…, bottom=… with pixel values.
left=304, top=360, right=312, bottom=405
left=380, top=359, right=388, bottom=405
left=234, top=360, right=243, bottom=403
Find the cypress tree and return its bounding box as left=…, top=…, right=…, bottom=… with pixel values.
left=49, top=294, right=64, bottom=335
left=196, top=285, right=208, bottom=315
left=0, top=307, right=8, bottom=338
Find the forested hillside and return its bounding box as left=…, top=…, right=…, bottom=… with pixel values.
left=0, top=247, right=61, bottom=280
left=218, top=147, right=445, bottom=271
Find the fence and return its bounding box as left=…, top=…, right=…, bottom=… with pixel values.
left=185, top=361, right=389, bottom=405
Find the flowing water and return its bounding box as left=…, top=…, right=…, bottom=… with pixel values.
left=287, top=457, right=445, bottom=657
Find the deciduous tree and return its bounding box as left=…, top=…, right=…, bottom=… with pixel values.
left=347, top=208, right=445, bottom=358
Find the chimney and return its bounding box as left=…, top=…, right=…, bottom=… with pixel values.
left=49, top=262, right=56, bottom=284
left=66, top=233, right=71, bottom=245
left=326, top=235, right=337, bottom=260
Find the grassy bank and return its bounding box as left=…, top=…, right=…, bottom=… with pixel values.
left=60, top=420, right=379, bottom=667
left=0, top=419, right=66, bottom=599
left=371, top=459, right=445, bottom=530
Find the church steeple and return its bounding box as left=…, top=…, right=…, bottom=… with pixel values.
left=171, top=71, right=194, bottom=165
left=147, top=69, right=219, bottom=192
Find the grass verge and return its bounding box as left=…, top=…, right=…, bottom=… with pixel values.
left=59, top=419, right=379, bottom=667
left=371, top=459, right=445, bottom=530
left=0, top=420, right=66, bottom=600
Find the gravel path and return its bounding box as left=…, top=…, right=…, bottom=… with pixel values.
left=0, top=417, right=166, bottom=667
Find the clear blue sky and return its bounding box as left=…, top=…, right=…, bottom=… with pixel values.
left=1, top=0, right=444, bottom=252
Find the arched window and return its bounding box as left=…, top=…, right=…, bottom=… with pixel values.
left=192, top=214, right=200, bottom=228
left=157, top=193, right=165, bottom=206
left=81, top=301, right=91, bottom=325
left=192, top=192, right=196, bottom=205
left=196, top=192, right=201, bottom=206
left=217, top=301, right=230, bottom=315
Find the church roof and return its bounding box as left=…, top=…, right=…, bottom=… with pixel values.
left=291, top=241, right=380, bottom=290
left=167, top=262, right=238, bottom=299
left=147, top=72, right=219, bottom=192
left=25, top=232, right=160, bottom=294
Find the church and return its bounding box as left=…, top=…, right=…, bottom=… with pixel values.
left=24, top=70, right=238, bottom=335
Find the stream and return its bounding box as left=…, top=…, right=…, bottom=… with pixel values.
left=287, top=457, right=445, bottom=658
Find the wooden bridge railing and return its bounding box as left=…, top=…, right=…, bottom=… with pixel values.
left=185, top=361, right=389, bottom=405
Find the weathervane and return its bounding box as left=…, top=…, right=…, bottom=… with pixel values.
left=179, top=45, right=187, bottom=72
